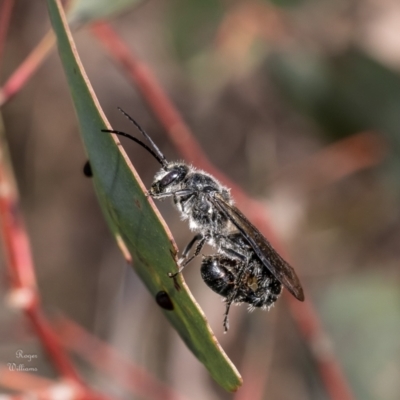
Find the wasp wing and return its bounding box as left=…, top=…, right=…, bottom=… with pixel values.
left=210, top=193, right=304, bottom=301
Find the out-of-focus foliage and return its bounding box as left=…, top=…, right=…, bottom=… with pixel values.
left=266, top=49, right=400, bottom=153
left=67, top=0, right=143, bottom=27
left=168, top=0, right=224, bottom=60
left=267, top=0, right=304, bottom=7
left=319, top=275, right=400, bottom=400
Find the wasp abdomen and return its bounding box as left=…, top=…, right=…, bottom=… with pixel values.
left=200, top=256, right=236, bottom=297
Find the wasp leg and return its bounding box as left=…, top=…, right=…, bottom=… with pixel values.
left=180, top=234, right=209, bottom=267
left=150, top=189, right=194, bottom=200
left=178, top=193, right=195, bottom=214
left=223, top=303, right=231, bottom=333
left=223, top=260, right=249, bottom=333
left=149, top=192, right=173, bottom=199
left=181, top=233, right=203, bottom=260
left=169, top=234, right=210, bottom=278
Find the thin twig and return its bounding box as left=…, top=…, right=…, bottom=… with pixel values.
left=91, top=21, right=355, bottom=400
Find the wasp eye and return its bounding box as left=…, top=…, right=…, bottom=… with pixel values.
left=160, top=170, right=180, bottom=187
left=156, top=166, right=188, bottom=192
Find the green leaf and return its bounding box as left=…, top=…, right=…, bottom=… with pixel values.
left=47, top=0, right=242, bottom=391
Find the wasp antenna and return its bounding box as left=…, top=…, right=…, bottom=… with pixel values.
left=102, top=129, right=165, bottom=167
left=117, top=108, right=168, bottom=169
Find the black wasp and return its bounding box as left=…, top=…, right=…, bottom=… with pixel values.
left=103, top=108, right=304, bottom=332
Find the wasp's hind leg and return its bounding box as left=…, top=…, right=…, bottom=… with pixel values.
left=222, top=259, right=250, bottom=333
left=223, top=299, right=232, bottom=333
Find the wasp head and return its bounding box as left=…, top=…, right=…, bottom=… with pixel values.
left=150, top=163, right=189, bottom=196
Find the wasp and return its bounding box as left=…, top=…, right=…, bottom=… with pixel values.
left=103, top=108, right=304, bottom=331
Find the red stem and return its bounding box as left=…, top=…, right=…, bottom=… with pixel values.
left=0, top=0, right=14, bottom=74
left=0, top=135, right=103, bottom=398
left=91, top=21, right=355, bottom=400
left=0, top=0, right=75, bottom=107
left=0, top=31, right=54, bottom=107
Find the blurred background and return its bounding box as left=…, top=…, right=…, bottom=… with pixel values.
left=1, top=0, right=400, bottom=399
